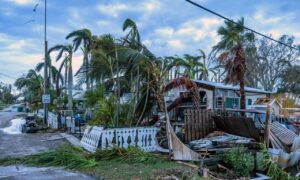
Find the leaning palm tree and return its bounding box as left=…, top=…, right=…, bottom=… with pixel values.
left=66, top=28, right=93, bottom=90
left=213, top=18, right=254, bottom=110
left=48, top=44, right=74, bottom=110
left=122, top=18, right=141, bottom=50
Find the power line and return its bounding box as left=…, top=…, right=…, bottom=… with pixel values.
left=0, top=73, right=16, bottom=80
left=186, top=0, right=299, bottom=51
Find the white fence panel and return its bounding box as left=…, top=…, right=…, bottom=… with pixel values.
left=80, top=126, right=103, bottom=153
left=81, top=126, right=159, bottom=153
left=37, top=109, right=44, bottom=118
left=100, top=127, right=158, bottom=152
left=48, top=112, right=58, bottom=129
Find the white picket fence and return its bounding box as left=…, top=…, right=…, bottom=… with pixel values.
left=36, top=109, right=59, bottom=129
left=48, top=112, right=58, bottom=129
left=80, top=126, right=159, bottom=153
left=37, top=109, right=44, bottom=118
left=80, top=126, right=104, bottom=153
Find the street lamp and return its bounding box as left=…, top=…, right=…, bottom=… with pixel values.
left=43, top=0, right=49, bottom=124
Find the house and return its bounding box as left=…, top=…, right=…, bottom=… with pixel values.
left=165, top=80, right=273, bottom=111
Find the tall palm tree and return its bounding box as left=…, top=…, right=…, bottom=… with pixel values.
left=66, top=29, right=92, bottom=90
left=48, top=44, right=74, bottom=110
left=213, top=18, right=254, bottom=110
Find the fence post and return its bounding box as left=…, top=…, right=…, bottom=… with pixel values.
left=264, top=104, right=271, bottom=148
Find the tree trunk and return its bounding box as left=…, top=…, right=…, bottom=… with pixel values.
left=85, top=50, right=90, bottom=90
left=64, top=63, right=68, bottom=95
left=240, top=78, right=246, bottom=110
left=67, top=58, right=73, bottom=111
left=237, top=42, right=246, bottom=112
left=48, top=57, right=52, bottom=87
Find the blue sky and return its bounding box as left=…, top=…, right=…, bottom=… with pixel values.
left=0, top=0, right=300, bottom=84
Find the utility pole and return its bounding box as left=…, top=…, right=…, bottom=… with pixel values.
left=43, top=0, right=48, bottom=124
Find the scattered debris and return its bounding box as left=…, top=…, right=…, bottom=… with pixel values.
left=21, top=114, right=39, bottom=133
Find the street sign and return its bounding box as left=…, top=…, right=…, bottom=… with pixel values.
left=42, top=94, right=51, bottom=104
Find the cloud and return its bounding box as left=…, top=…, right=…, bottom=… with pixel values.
left=168, top=40, right=184, bottom=49
left=144, top=17, right=222, bottom=56
left=97, top=3, right=129, bottom=17
left=0, top=33, right=43, bottom=83
left=96, top=1, right=160, bottom=18
left=6, top=0, right=34, bottom=5
left=248, top=7, right=299, bottom=41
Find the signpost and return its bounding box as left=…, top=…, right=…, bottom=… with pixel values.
left=42, top=94, right=50, bottom=104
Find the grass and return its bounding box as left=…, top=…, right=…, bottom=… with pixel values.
left=0, top=145, right=201, bottom=179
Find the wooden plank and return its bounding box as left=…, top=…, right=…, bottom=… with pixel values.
left=187, top=109, right=191, bottom=142
left=205, top=110, right=209, bottom=137
left=191, top=109, right=196, bottom=140
left=193, top=109, right=197, bottom=139
left=195, top=109, right=200, bottom=139
left=184, top=109, right=188, bottom=142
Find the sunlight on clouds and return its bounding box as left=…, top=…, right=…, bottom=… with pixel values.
left=97, top=1, right=160, bottom=18
left=168, top=40, right=184, bottom=49
left=143, top=1, right=160, bottom=12
left=6, top=0, right=33, bottom=5
left=7, top=40, right=27, bottom=51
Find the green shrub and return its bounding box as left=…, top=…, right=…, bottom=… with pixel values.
left=223, top=147, right=254, bottom=177
left=259, top=144, right=294, bottom=180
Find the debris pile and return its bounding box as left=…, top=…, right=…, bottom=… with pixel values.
left=22, top=113, right=39, bottom=133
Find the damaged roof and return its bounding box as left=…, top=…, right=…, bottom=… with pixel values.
left=193, top=80, right=273, bottom=94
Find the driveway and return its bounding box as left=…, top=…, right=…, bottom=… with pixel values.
left=0, top=111, right=96, bottom=180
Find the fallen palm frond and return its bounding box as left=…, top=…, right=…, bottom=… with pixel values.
left=94, top=146, right=163, bottom=164
left=0, top=145, right=97, bottom=170
left=259, top=144, right=294, bottom=180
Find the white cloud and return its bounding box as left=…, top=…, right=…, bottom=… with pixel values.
left=97, top=3, right=129, bottom=17
left=155, top=27, right=174, bottom=38
left=168, top=40, right=184, bottom=49
left=144, top=17, right=223, bottom=56
left=96, top=1, right=160, bottom=18
left=6, top=0, right=34, bottom=5
left=248, top=7, right=300, bottom=43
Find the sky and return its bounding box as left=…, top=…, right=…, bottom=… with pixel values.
left=0, top=0, right=300, bottom=85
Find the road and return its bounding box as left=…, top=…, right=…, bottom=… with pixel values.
left=0, top=111, right=96, bottom=180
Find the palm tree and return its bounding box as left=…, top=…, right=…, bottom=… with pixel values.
left=14, top=69, right=44, bottom=105
left=35, top=56, right=63, bottom=89
left=66, top=29, right=92, bottom=90
left=122, top=18, right=141, bottom=50
left=168, top=54, right=203, bottom=79
left=48, top=44, right=74, bottom=110
left=196, top=50, right=218, bottom=81
left=213, top=18, right=254, bottom=110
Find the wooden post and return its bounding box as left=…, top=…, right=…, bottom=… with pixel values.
left=264, top=104, right=271, bottom=148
